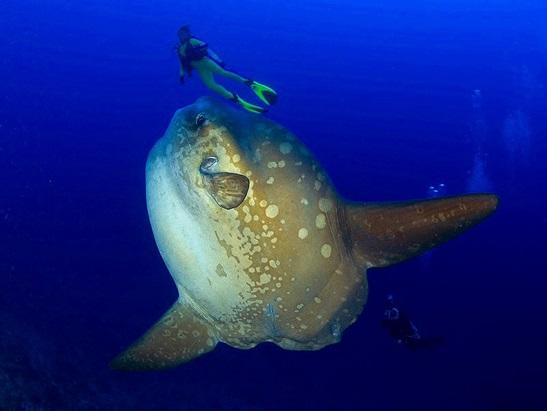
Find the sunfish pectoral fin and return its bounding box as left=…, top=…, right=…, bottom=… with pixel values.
left=344, top=194, right=499, bottom=268
left=110, top=300, right=218, bottom=371
left=204, top=172, right=250, bottom=209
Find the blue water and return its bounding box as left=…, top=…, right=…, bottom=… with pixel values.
left=2, top=0, right=547, bottom=409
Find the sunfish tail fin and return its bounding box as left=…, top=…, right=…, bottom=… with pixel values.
left=111, top=300, right=218, bottom=371
left=344, top=194, right=498, bottom=268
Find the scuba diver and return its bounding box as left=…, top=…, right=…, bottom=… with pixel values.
left=381, top=295, right=444, bottom=350
left=176, top=25, right=277, bottom=114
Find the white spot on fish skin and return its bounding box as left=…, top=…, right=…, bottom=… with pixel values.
left=232, top=154, right=241, bottom=163
left=318, top=198, right=333, bottom=213
left=260, top=273, right=271, bottom=284
left=321, top=244, right=332, bottom=258
left=315, top=213, right=327, bottom=229
left=314, top=297, right=322, bottom=304
left=298, top=228, right=309, bottom=239
left=267, top=161, right=278, bottom=168
left=278, top=160, right=286, bottom=168
left=265, top=204, right=279, bottom=218
left=266, top=176, right=275, bottom=184
left=259, top=200, right=268, bottom=208
left=280, top=142, right=293, bottom=154
left=301, top=198, right=309, bottom=205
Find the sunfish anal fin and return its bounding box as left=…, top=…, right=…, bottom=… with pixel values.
left=204, top=172, right=250, bottom=209
left=111, top=300, right=217, bottom=371
left=344, top=194, right=498, bottom=268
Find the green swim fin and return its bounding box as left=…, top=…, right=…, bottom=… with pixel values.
left=232, top=94, right=267, bottom=114
left=246, top=80, right=278, bottom=106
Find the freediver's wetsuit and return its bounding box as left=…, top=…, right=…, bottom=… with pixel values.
left=382, top=301, right=444, bottom=350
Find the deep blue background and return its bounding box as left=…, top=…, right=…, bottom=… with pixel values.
left=1, top=0, right=547, bottom=409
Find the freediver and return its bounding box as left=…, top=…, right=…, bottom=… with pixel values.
left=176, top=25, right=277, bottom=114
left=381, top=295, right=444, bottom=350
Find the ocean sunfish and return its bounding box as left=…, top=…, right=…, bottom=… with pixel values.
left=112, top=97, right=498, bottom=370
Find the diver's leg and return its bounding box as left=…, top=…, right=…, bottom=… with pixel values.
left=201, top=58, right=249, bottom=83
left=196, top=66, right=235, bottom=100
left=195, top=66, right=266, bottom=114
left=200, top=58, right=277, bottom=106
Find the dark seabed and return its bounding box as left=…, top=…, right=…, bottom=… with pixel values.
left=1, top=0, right=547, bottom=410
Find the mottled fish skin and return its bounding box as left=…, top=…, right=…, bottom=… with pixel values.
left=147, top=97, right=366, bottom=350
left=113, top=97, right=497, bottom=369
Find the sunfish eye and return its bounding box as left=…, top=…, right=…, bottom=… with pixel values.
left=200, top=156, right=218, bottom=174
left=195, top=113, right=208, bottom=128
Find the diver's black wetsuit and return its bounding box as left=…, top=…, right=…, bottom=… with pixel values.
left=382, top=300, right=444, bottom=350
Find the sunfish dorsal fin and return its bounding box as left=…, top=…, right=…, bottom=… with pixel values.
left=111, top=300, right=217, bottom=371
left=344, top=194, right=498, bottom=268
left=204, top=172, right=250, bottom=209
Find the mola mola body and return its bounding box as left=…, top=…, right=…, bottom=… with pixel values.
left=111, top=97, right=498, bottom=370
